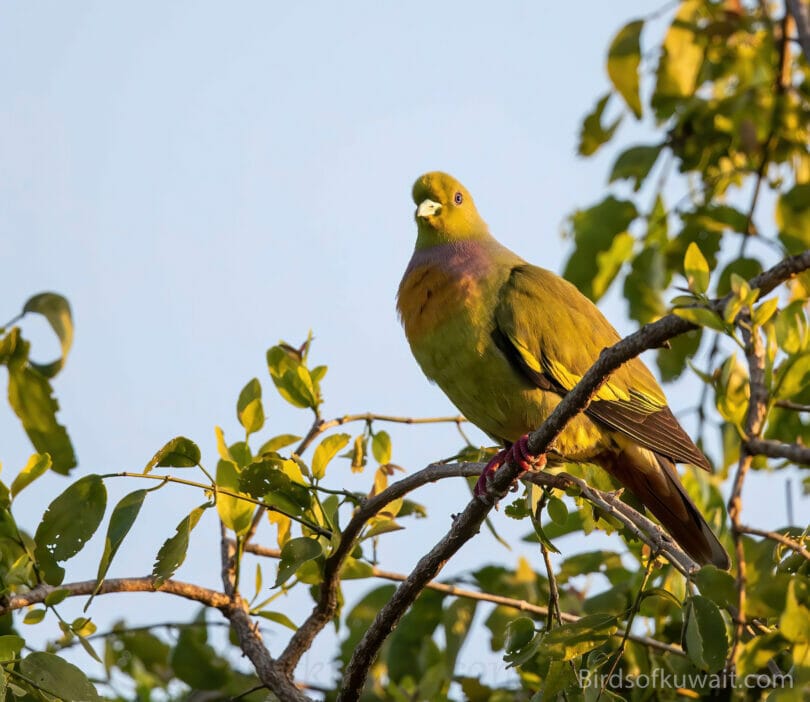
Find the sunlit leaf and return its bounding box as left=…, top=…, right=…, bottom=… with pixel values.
left=152, top=504, right=209, bottom=586
left=34, top=474, right=106, bottom=586
left=578, top=94, right=622, bottom=156
left=144, top=436, right=201, bottom=473
left=684, top=241, right=710, bottom=294
left=311, top=433, right=350, bottom=480
left=237, top=378, right=265, bottom=436
left=5, top=329, right=76, bottom=475
left=21, top=292, right=73, bottom=378
left=10, top=453, right=51, bottom=498
left=607, top=19, right=644, bottom=118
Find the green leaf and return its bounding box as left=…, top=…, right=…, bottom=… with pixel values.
left=780, top=579, right=810, bottom=643
left=694, top=565, right=737, bottom=609
left=683, top=595, right=728, bottom=672
left=505, top=616, right=536, bottom=653
left=237, top=378, right=265, bottom=436
left=607, top=20, right=643, bottom=118
left=776, top=183, right=810, bottom=253
left=657, top=328, right=701, bottom=382
left=672, top=306, right=726, bottom=332
left=564, top=197, right=637, bottom=301
left=371, top=431, right=392, bottom=465
left=624, top=245, right=667, bottom=324
left=170, top=615, right=230, bottom=690
left=10, top=453, right=51, bottom=498
left=23, top=609, right=46, bottom=624
left=152, top=504, right=208, bottom=586
left=0, top=635, right=24, bottom=661
left=44, top=588, right=70, bottom=606
left=258, top=434, right=302, bottom=454
left=274, top=537, right=323, bottom=587
left=443, top=598, right=477, bottom=675
left=684, top=241, right=710, bottom=294
left=239, top=458, right=312, bottom=515
left=578, top=94, right=622, bottom=156
left=716, top=257, right=762, bottom=296
left=539, top=612, right=618, bottom=661
left=144, top=436, right=201, bottom=473
left=311, top=433, right=351, bottom=480
left=21, top=292, right=73, bottom=378
left=216, top=460, right=254, bottom=536
left=266, top=345, right=318, bottom=409
left=5, top=330, right=76, bottom=475
left=655, top=0, right=703, bottom=99
left=546, top=496, right=568, bottom=526
left=34, top=474, right=107, bottom=586
left=91, top=490, right=148, bottom=603
left=19, top=651, right=101, bottom=701
left=609, top=144, right=661, bottom=190
left=775, top=353, right=810, bottom=400
left=255, top=610, right=298, bottom=631
left=388, top=589, right=445, bottom=683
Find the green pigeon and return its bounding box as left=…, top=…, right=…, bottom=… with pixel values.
left=397, top=171, right=729, bottom=569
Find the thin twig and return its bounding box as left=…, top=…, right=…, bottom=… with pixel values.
left=739, top=525, right=810, bottom=562
left=774, top=399, right=810, bottom=412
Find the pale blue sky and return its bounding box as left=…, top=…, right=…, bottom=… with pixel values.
left=2, top=1, right=805, bottom=692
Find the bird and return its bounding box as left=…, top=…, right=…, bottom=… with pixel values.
left=397, top=171, right=729, bottom=569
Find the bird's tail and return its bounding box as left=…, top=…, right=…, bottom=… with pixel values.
left=601, top=446, right=730, bottom=569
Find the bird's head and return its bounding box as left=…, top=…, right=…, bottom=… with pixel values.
left=412, top=172, right=490, bottom=249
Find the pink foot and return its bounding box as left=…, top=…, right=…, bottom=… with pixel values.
left=473, top=435, right=547, bottom=498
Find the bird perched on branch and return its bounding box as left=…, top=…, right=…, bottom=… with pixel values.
left=397, top=171, right=729, bottom=569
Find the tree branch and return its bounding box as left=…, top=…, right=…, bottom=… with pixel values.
left=0, top=577, right=231, bottom=614
left=787, top=0, right=810, bottom=63
left=337, top=252, right=810, bottom=700
left=744, top=438, right=810, bottom=465
left=727, top=318, right=768, bottom=667
left=739, top=525, right=810, bottom=562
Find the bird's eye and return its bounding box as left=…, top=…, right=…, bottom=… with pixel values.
left=453, top=192, right=463, bottom=205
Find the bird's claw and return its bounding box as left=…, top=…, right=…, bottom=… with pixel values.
left=474, top=435, right=547, bottom=500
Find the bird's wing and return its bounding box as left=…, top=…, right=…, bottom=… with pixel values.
left=492, top=264, right=711, bottom=470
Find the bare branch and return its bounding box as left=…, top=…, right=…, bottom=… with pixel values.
left=739, top=525, right=810, bottom=562
left=0, top=577, right=231, bottom=615
left=744, top=438, right=810, bottom=466
left=774, top=399, right=810, bottom=412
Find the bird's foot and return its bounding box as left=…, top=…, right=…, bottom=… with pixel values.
left=474, top=435, right=548, bottom=498
left=474, top=449, right=509, bottom=498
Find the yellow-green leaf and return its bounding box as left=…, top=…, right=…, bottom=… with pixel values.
left=311, top=433, right=350, bottom=480
left=607, top=19, right=644, bottom=118
left=21, top=292, right=73, bottom=378
left=684, top=242, right=710, bottom=294
left=655, top=0, right=703, bottom=98
left=673, top=307, right=726, bottom=332
left=11, top=453, right=51, bottom=498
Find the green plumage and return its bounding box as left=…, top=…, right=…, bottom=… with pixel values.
left=398, top=171, right=728, bottom=568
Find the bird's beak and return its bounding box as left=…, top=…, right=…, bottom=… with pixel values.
left=416, top=199, right=442, bottom=218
